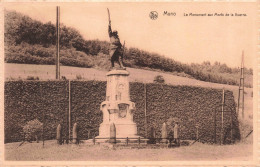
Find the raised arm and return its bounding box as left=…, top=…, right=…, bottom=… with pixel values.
left=108, top=21, right=112, bottom=37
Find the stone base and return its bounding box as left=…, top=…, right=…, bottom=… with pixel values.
left=95, top=121, right=145, bottom=144
left=98, top=121, right=139, bottom=138
left=93, top=135, right=146, bottom=144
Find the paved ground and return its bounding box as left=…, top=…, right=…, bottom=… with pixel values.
left=4, top=138, right=253, bottom=161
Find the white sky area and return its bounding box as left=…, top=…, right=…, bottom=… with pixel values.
left=4, top=2, right=257, bottom=68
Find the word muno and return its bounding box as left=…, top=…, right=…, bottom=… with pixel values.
left=163, top=11, right=176, bottom=16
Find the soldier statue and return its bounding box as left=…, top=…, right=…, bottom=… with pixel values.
left=107, top=9, right=126, bottom=70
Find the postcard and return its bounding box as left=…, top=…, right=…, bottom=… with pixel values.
left=1, top=1, right=258, bottom=166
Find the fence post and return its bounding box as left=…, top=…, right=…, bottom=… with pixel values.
left=230, top=112, right=233, bottom=143
left=214, top=108, right=217, bottom=144
left=68, top=80, right=71, bottom=141
left=195, top=124, right=199, bottom=142
left=144, top=83, right=147, bottom=138
left=221, top=88, right=225, bottom=145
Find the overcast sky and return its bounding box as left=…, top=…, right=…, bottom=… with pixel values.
left=4, top=2, right=257, bottom=68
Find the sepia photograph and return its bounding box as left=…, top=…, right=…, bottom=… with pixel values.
left=1, top=1, right=258, bottom=166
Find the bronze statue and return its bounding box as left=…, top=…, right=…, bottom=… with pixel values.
left=107, top=8, right=126, bottom=70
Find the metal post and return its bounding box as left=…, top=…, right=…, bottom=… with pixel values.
left=196, top=126, right=199, bottom=141
left=144, top=83, right=147, bottom=138
left=68, top=80, right=71, bottom=141
left=42, top=112, right=45, bottom=148
left=214, top=108, right=216, bottom=144
left=242, top=51, right=244, bottom=119
left=126, top=137, right=128, bottom=145
left=237, top=83, right=241, bottom=118
left=221, top=88, right=225, bottom=145
left=40, top=85, right=45, bottom=148
left=237, top=51, right=245, bottom=119
left=230, top=113, right=233, bottom=143
left=56, top=6, right=60, bottom=80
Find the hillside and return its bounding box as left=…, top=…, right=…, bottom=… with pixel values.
left=4, top=10, right=253, bottom=87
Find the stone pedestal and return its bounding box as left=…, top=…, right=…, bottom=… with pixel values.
left=95, top=70, right=142, bottom=142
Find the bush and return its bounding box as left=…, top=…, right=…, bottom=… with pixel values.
left=26, top=76, right=39, bottom=80
left=76, top=74, right=83, bottom=80
left=153, top=75, right=165, bottom=84
left=23, top=119, right=42, bottom=142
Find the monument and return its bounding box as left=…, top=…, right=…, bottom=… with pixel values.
left=95, top=69, right=142, bottom=142
left=94, top=9, right=143, bottom=143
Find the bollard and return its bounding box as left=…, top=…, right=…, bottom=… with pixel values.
left=109, top=123, right=116, bottom=144
left=161, top=122, right=167, bottom=144
left=56, top=124, right=62, bottom=145
left=174, top=122, right=180, bottom=146
left=72, top=123, right=78, bottom=144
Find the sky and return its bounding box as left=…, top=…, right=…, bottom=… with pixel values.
left=4, top=2, right=258, bottom=68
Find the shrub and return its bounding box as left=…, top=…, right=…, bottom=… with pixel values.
left=26, top=76, right=39, bottom=80
left=76, top=74, right=83, bottom=80
left=23, top=119, right=42, bottom=142
left=153, top=75, right=165, bottom=84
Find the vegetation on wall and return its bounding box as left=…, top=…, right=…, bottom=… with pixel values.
left=4, top=80, right=239, bottom=144
left=4, top=81, right=69, bottom=143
